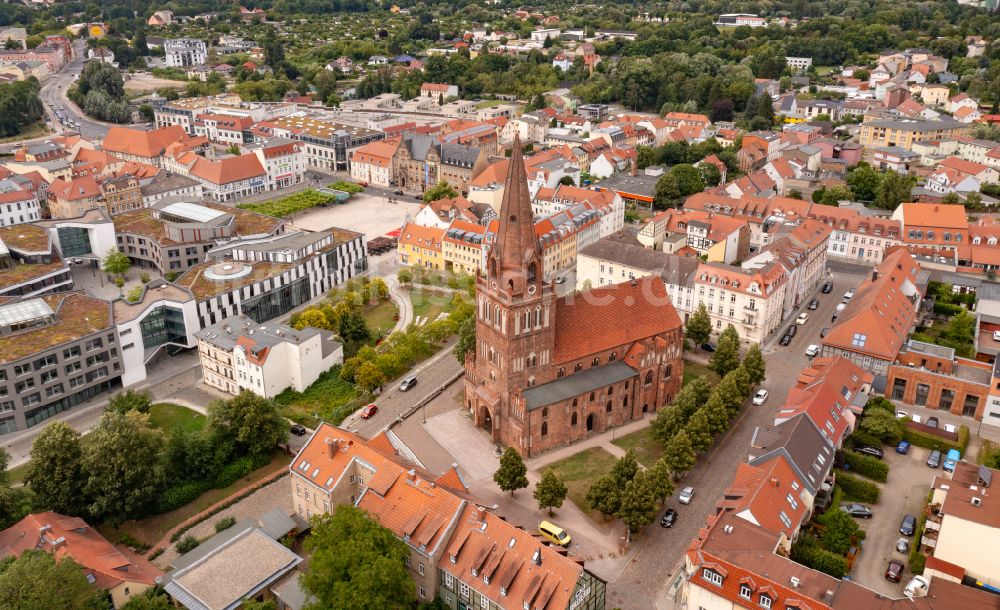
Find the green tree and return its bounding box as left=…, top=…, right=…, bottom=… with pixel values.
left=25, top=421, right=85, bottom=515
left=709, top=324, right=741, bottom=377
left=121, top=589, right=173, bottom=610
left=610, top=449, right=640, bottom=488
left=669, top=164, right=705, bottom=197
left=820, top=507, right=861, bottom=555
left=685, top=409, right=715, bottom=453
left=859, top=408, right=904, bottom=444
left=874, top=171, right=915, bottom=210
left=702, top=393, right=731, bottom=434
left=302, top=506, right=414, bottom=610
left=84, top=410, right=165, bottom=525
left=742, top=344, right=766, bottom=386
left=647, top=458, right=675, bottom=505
left=422, top=181, right=459, bottom=203
left=0, top=551, right=105, bottom=609
left=493, top=447, right=529, bottom=496
left=106, top=389, right=152, bottom=414
left=585, top=474, right=620, bottom=519
left=650, top=404, right=685, bottom=445
left=453, top=316, right=476, bottom=364
left=653, top=173, right=681, bottom=209
left=0, top=448, right=27, bottom=529
left=354, top=361, right=386, bottom=393
left=686, top=303, right=712, bottom=347
left=102, top=248, right=131, bottom=280
left=207, top=391, right=286, bottom=459
left=533, top=468, right=568, bottom=516
left=396, top=268, right=413, bottom=285
left=241, top=600, right=277, bottom=610
left=616, top=470, right=658, bottom=533
left=846, top=164, right=883, bottom=202
left=676, top=376, right=712, bottom=418
left=293, top=308, right=333, bottom=331
left=663, top=429, right=696, bottom=477
left=699, top=162, right=722, bottom=187
left=369, top=277, right=390, bottom=300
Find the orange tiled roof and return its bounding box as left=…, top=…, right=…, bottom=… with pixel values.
left=101, top=125, right=189, bottom=159
left=938, top=156, right=989, bottom=177
left=782, top=356, right=873, bottom=442
left=188, top=154, right=265, bottom=185
left=899, top=202, right=969, bottom=230
left=399, top=222, right=444, bottom=250
left=48, top=175, right=101, bottom=201
left=351, top=138, right=401, bottom=167
left=722, top=458, right=809, bottom=537
left=553, top=275, right=682, bottom=363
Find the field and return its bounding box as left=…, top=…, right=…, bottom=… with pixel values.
left=411, top=290, right=454, bottom=323
left=237, top=189, right=335, bottom=218
left=545, top=447, right=619, bottom=521
left=148, top=403, right=206, bottom=434
left=612, top=426, right=664, bottom=468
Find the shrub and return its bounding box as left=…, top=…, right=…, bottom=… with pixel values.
left=213, top=455, right=258, bottom=488
left=907, top=513, right=927, bottom=573
left=790, top=538, right=848, bottom=578
left=165, top=271, right=178, bottom=282
left=237, top=189, right=334, bottom=218
left=175, top=535, right=199, bottom=554
left=957, top=425, right=970, bottom=452
left=903, top=427, right=963, bottom=453
left=328, top=180, right=364, bottom=194
left=932, top=302, right=963, bottom=316
left=157, top=481, right=209, bottom=513
left=837, top=472, right=880, bottom=503
left=148, top=548, right=164, bottom=561
left=116, top=533, right=150, bottom=553
left=214, top=516, right=237, bottom=533
left=843, top=451, right=889, bottom=482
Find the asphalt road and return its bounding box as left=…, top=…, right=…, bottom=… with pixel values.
left=605, top=265, right=872, bottom=609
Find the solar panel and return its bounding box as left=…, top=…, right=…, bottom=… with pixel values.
left=0, top=298, right=54, bottom=327
left=160, top=201, right=227, bottom=223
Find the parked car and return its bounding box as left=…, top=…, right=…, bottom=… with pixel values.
left=944, top=448, right=961, bottom=472
left=679, top=486, right=695, bottom=504
left=896, top=440, right=911, bottom=454
left=820, top=327, right=830, bottom=338
left=840, top=503, right=873, bottom=518
left=660, top=508, right=678, bottom=528
left=900, top=514, right=917, bottom=536
left=701, top=343, right=716, bottom=353
left=855, top=445, right=884, bottom=459
left=993, top=330, right=1000, bottom=341
left=805, top=344, right=820, bottom=357
left=926, top=416, right=939, bottom=429
left=896, top=410, right=909, bottom=420
left=538, top=521, right=571, bottom=547
left=752, top=389, right=769, bottom=405
left=822, top=281, right=833, bottom=293
left=905, top=576, right=930, bottom=598
left=927, top=449, right=942, bottom=468
left=786, top=325, right=798, bottom=338
left=393, top=189, right=404, bottom=196
left=943, top=423, right=958, bottom=433
left=360, top=404, right=378, bottom=419
left=808, top=298, right=820, bottom=310
left=555, top=275, right=567, bottom=284
left=399, top=376, right=418, bottom=391
left=843, top=289, right=855, bottom=301
left=289, top=423, right=307, bottom=436
left=796, top=312, right=810, bottom=325
left=885, top=560, right=904, bottom=583
left=896, top=537, right=910, bottom=553
left=779, top=334, right=792, bottom=346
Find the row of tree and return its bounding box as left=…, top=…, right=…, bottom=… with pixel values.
left=0, top=78, right=43, bottom=137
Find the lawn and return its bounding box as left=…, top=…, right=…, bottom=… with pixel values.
left=546, top=447, right=619, bottom=521
left=98, top=450, right=292, bottom=547
left=365, top=299, right=398, bottom=338
left=0, top=121, right=48, bottom=144
left=411, top=289, right=454, bottom=324
left=148, top=403, right=206, bottom=434
left=7, top=462, right=29, bottom=486
left=612, top=426, right=663, bottom=468
left=814, top=66, right=837, bottom=76
left=683, top=359, right=720, bottom=387
left=274, top=365, right=363, bottom=427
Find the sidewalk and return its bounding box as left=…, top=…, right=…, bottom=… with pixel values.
left=387, top=276, right=414, bottom=333
left=526, top=415, right=653, bottom=471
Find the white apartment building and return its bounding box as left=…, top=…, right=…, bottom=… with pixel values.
left=164, top=38, right=207, bottom=67
left=694, top=261, right=788, bottom=344
left=195, top=315, right=343, bottom=399
left=250, top=138, right=306, bottom=191
left=0, top=189, right=41, bottom=227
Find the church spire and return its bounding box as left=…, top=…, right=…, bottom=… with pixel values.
left=494, top=135, right=540, bottom=275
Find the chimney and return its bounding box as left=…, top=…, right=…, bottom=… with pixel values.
left=771, top=478, right=779, bottom=487
left=790, top=576, right=801, bottom=588
left=476, top=506, right=487, bottom=522
left=38, top=524, right=51, bottom=535
left=50, top=536, right=66, bottom=549
left=407, top=468, right=417, bottom=482
left=972, top=496, right=982, bottom=507
left=630, top=157, right=637, bottom=177
left=324, top=437, right=338, bottom=458
left=532, top=549, right=542, bottom=566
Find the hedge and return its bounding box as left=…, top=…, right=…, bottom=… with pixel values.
left=170, top=471, right=288, bottom=543
left=843, top=451, right=889, bottom=482
left=932, top=302, right=964, bottom=316
left=157, top=481, right=211, bottom=514
left=237, top=189, right=334, bottom=218
left=903, top=424, right=970, bottom=454
left=837, top=472, right=881, bottom=503
left=175, top=535, right=199, bottom=554
left=790, top=538, right=848, bottom=578
left=908, top=513, right=927, bottom=574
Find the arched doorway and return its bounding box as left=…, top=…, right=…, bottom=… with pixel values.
left=586, top=413, right=594, bottom=432
left=482, top=409, right=493, bottom=433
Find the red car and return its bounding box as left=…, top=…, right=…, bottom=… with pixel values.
left=360, top=404, right=378, bottom=419
left=885, top=560, right=904, bottom=583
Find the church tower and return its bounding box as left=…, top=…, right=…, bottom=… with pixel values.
left=465, top=136, right=556, bottom=446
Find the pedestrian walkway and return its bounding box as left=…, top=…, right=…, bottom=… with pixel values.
left=387, top=276, right=414, bottom=333
left=526, top=415, right=653, bottom=472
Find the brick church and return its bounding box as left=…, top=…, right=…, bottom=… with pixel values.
left=464, top=137, right=685, bottom=457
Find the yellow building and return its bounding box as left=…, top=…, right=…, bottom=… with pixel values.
left=858, top=118, right=968, bottom=150
left=442, top=220, right=484, bottom=275
left=397, top=222, right=444, bottom=270
left=88, top=23, right=107, bottom=38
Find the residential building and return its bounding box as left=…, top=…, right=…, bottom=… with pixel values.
left=163, top=38, right=207, bottom=67
left=0, top=512, right=161, bottom=607
left=290, top=424, right=608, bottom=608
left=0, top=293, right=121, bottom=435
left=858, top=118, right=968, bottom=150
left=743, top=219, right=831, bottom=317
left=414, top=196, right=480, bottom=230
left=464, top=139, right=684, bottom=456
left=785, top=56, right=813, bottom=73
left=175, top=153, right=267, bottom=203
left=192, top=113, right=253, bottom=145
left=393, top=134, right=488, bottom=195
left=442, top=220, right=485, bottom=275
left=892, top=202, right=970, bottom=264
left=820, top=247, right=921, bottom=376
left=249, top=137, right=306, bottom=191
left=887, top=340, right=990, bottom=420
left=0, top=184, right=42, bottom=227
left=398, top=222, right=445, bottom=270
left=99, top=174, right=142, bottom=216
left=807, top=206, right=902, bottom=265
left=531, top=184, right=625, bottom=238
left=139, top=172, right=204, bottom=208
left=177, top=228, right=366, bottom=328
left=102, top=126, right=203, bottom=167
left=47, top=175, right=104, bottom=219
left=420, top=82, right=459, bottom=99
left=349, top=138, right=400, bottom=188
left=196, top=314, right=342, bottom=398
left=263, top=115, right=384, bottom=172
left=693, top=261, right=788, bottom=344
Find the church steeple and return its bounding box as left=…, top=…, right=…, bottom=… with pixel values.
left=490, top=135, right=541, bottom=296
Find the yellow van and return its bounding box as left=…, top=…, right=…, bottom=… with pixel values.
left=538, top=520, right=571, bottom=547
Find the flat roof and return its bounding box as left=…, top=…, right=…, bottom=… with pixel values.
left=176, top=260, right=295, bottom=301
left=159, top=201, right=227, bottom=223
left=0, top=298, right=53, bottom=327
left=0, top=292, right=111, bottom=365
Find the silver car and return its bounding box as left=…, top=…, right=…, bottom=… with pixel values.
left=679, top=486, right=695, bottom=504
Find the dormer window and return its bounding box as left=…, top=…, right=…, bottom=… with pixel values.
left=760, top=593, right=773, bottom=608
left=740, top=584, right=753, bottom=599
left=702, top=568, right=723, bottom=587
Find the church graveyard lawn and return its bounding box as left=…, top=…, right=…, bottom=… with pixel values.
left=612, top=427, right=664, bottom=469
left=683, top=360, right=720, bottom=387
left=545, top=447, right=620, bottom=522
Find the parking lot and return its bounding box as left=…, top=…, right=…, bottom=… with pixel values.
left=846, top=444, right=936, bottom=596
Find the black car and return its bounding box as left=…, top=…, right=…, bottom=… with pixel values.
left=701, top=342, right=717, bottom=352
left=289, top=423, right=307, bottom=436
left=660, top=508, right=678, bottom=528
left=820, top=327, right=830, bottom=338
left=808, top=298, right=820, bottom=310
left=855, top=445, right=885, bottom=459
left=786, top=325, right=797, bottom=338
left=926, top=417, right=939, bottom=429
left=822, top=281, right=833, bottom=294
left=900, top=514, right=917, bottom=536
left=779, top=333, right=793, bottom=346
left=840, top=503, right=874, bottom=518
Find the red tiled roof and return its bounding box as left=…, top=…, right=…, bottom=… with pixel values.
left=188, top=154, right=265, bottom=184
left=399, top=222, right=444, bottom=250
left=350, top=138, right=400, bottom=167
left=898, top=202, right=969, bottom=230
left=553, top=275, right=682, bottom=363
left=723, top=458, right=809, bottom=538
left=48, top=176, right=101, bottom=201
left=102, top=125, right=189, bottom=159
